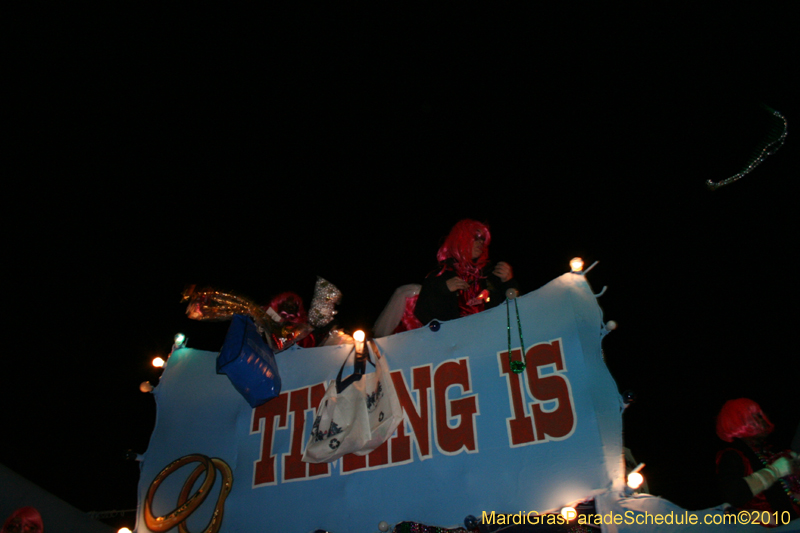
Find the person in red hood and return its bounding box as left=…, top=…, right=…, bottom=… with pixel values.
left=1, top=507, right=43, bottom=533
left=716, top=398, right=800, bottom=526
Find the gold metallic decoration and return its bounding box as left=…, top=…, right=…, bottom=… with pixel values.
left=308, top=277, right=342, bottom=328
left=182, top=286, right=268, bottom=330
left=707, top=105, right=788, bottom=190
left=178, top=458, right=233, bottom=533
left=144, top=454, right=233, bottom=533
left=144, top=455, right=214, bottom=532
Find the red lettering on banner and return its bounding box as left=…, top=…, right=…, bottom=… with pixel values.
left=252, top=365, right=442, bottom=482
left=391, top=366, right=432, bottom=462
left=252, top=384, right=331, bottom=486
left=283, top=388, right=310, bottom=481
left=433, top=358, right=479, bottom=455
left=342, top=366, right=433, bottom=473
left=251, top=392, right=289, bottom=486
left=390, top=421, right=412, bottom=464
left=499, top=339, right=576, bottom=446
left=339, top=439, right=390, bottom=473
left=524, top=340, right=575, bottom=441
left=367, top=437, right=390, bottom=467
left=284, top=384, right=331, bottom=481
left=342, top=452, right=367, bottom=472
left=498, top=348, right=536, bottom=446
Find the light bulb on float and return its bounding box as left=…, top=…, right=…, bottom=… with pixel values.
left=173, top=333, right=187, bottom=350
left=627, top=472, right=644, bottom=489
left=570, top=257, right=584, bottom=273
left=560, top=507, right=577, bottom=521
left=627, top=462, right=646, bottom=489
left=152, top=357, right=165, bottom=368
left=353, top=329, right=366, bottom=355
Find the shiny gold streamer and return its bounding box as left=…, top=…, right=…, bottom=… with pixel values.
left=144, top=454, right=233, bottom=533
left=183, top=286, right=268, bottom=329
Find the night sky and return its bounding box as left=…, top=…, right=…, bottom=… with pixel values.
left=4, top=4, right=799, bottom=529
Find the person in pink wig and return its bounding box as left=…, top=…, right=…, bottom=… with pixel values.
left=413, top=219, right=518, bottom=325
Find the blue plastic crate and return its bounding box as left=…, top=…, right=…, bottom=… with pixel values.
left=217, top=314, right=282, bottom=407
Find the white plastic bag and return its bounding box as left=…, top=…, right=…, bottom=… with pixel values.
left=302, top=343, right=403, bottom=463
left=302, top=350, right=371, bottom=463
left=355, top=342, right=403, bottom=456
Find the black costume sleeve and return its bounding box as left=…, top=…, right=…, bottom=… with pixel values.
left=414, top=271, right=460, bottom=324
left=414, top=263, right=521, bottom=324
left=484, top=270, right=520, bottom=310
left=717, top=449, right=756, bottom=506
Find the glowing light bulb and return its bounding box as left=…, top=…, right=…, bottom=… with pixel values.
left=174, top=333, right=186, bottom=349
left=353, top=329, right=366, bottom=354
left=560, top=506, right=577, bottom=521
left=152, top=357, right=165, bottom=368
left=140, top=381, right=154, bottom=393
left=570, top=257, right=584, bottom=272
left=627, top=472, right=644, bottom=489
left=118, top=528, right=133, bottom=533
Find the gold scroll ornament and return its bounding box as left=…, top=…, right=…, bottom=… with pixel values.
left=144, top=454, right=233, bottom=533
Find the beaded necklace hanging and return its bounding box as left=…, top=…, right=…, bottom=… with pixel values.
left=753, top=447, right=800, bottom=508
left=506, top=293, right=526, bottom=374
left=706, top=105, right=788, bottom=190
left=392, top=521, right=470, bottom=533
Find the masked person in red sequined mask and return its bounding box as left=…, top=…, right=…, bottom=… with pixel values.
left=264, top=291, right=341, bottom=349
left=263, top=292, right=321, bottom=349
left=715, top=398, right=800, bottom=526
left=1, top=507, right=43, bottom=533
left=413, top=219, right=519, bottom=325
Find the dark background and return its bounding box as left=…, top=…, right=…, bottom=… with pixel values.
left=4, top=4, right=798, bottom=530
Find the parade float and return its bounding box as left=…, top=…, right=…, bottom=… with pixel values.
left=134, top=267, right=799, bottom=532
